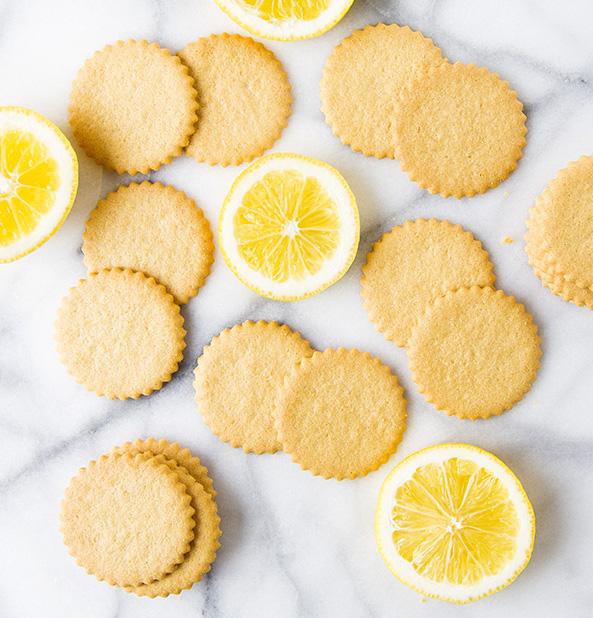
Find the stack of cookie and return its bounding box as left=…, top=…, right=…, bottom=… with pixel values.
left=321, top=23, right=527, bottom=198
left=361, top=219, right=542, bottom=419
left=61, top=439, right=221, bottom=597
left=193, top=321, right=407, bottom=480
left=526, top=155, right=593, bottom=310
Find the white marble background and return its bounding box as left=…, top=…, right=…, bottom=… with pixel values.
left=1, top=0, right=593, bottom=616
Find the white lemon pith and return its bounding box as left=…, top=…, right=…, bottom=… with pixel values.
left=0, top=107, right=78, bottom=262
left=213, top=0, right=354, bottom=41
left=219, top=153, right=359, bottom=301
left=376, top=444, right=535, bottom=603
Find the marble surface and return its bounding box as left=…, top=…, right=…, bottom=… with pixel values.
left=1, top=0, right=593, bottom=616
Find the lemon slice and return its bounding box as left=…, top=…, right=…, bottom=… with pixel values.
left=213, top=0, right=354, bottom=41
left=219, top=153, right=359, bottom=301
left=0, top=107, right=78, bottom=263
left=376, top=443, right=535, bottom=604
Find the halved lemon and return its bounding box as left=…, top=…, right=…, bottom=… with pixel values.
left=212, top=0, right=354, bottom=41
left=219, top=153, right=359, bottom=301
left=0, top=107, right=78, bottom=263
left=376, top=443, right=535, bottom=604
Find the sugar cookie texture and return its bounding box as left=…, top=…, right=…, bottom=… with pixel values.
left=408, top=286, right=541, bottom=420
left=62, top=440, right=221, bottom=597
left=179, top=34, right=291, bottom=166
left=55, top=268, right=186, bottom=399
left=194, top=321, right=313, bottom=454
left=82, top=182, right=213, bottom=304
left=70, top=40, right=198, bottom=174
left=526, top=155, right=593, bottom=309
left=61, top=452, right=195, bottom=587
left=395, top=63, right=527, bottom=197
left=362, top=219, right=495, bottom=347
left=321, top=23, right=444, bottom=158
left=276, top=348, right=407, bottom=479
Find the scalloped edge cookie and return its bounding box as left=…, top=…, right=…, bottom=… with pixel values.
left=361, top=218, right=496, bottom=347
left=321, top=23, right=444, bottom=159
left=275, top=348, right=407, bottom=480
left=70, top=39, right=198, bottom=174
left=179, top=33, right=292, bottom=166
left=55, top=268, right=186, bottom=400
left=60, top=451, right=195, bottom=588
left=408, top=286, right=541, bottom=420
left=194, top=321, right=314, bottom=454
left=82, top=181, right=214, bottom=304
left=395, top=62, right=527, bottom=197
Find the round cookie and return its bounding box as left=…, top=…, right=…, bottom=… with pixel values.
left=55, top=268, right=186, bottom=399
left=194, top=321, right=313, bottom=454
left=361, top=219, right=495, bottom=347
left=70, top=40, right=198, bottom=174
left=525, top=155, right=593, bottom=289
left=395, top=63, right=527, bottom=197
left=321, top=23, right=444, bottom=159
left=179, top=34, right=291, bottom=166
left=124, top=453, right=221, bottom=597
left=82, top=182, right=213, bottom=304
left=275, top=348, right=407, bottom=480
left=408, top=286, right=541, bottom=420
left=114, top=438, right=216, bottom=497
left=61, top=452, right=195, bottom=587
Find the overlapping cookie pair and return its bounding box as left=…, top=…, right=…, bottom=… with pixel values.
left=526, top=155, right=593, bottom=310
left=69, top=34, right=291, bottom=172
left=193, top=321, right=407, bottom=480
left=362, top=219, right=542, bottom=419
left=321, top=23, right=527, bottom=198
left=60, top=439, right=220, bottom=597
left=55, top=181, right=213, bottom=399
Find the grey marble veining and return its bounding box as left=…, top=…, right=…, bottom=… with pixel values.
left=1, top=0, right=593, bottom=616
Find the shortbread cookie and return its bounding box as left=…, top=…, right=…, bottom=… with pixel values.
left=194, top=321, right=313, bottom=453
left=70, top=40, right=197, bottom=174
left=55, top=268, right=186, bottom=399
left=179, top=34, right=291, bottom=166
left=276, top=348, right=407, bottom=479
left=395, top=63, right=527, bottom=197
left=124, top=453, right=221, bottom=597
left=321, top=23, right=444, bottom=158
left=525, top=155, right=593, bottom=289
left=408, top=286, right=541, bottom=419
left=114, top=438, right=216, bottom=497
left=61, top=452, right=195, bottom=587
left=82, top=182, right=213, bottom=304
left=361, top=219, right=495, bottom=347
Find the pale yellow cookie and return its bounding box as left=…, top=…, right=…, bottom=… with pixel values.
left=395, top=63, right=527, bottom=197
left=70, top=40, right=198, bottom=174
left=179, top=34, right=291, bottom=166
left=276, top=348, right=407, bottom=480
left=61, top=452, right=195, bottom=588
left=114, top=438, right=216, bottom=497
left=525, top=155, right=593, bottom=290
left=194, top=321, right=313, bottom=454
left=408, top=286, right=541, bottom=420
left=321, top=23, right=444, bottom=158
left=55, top=268, right=186, bottom=399
left=82, top=182, right=213, bottom=304
left=122, top=453, right=221, bottom=597
left=361, top=219, right=495, bottom=347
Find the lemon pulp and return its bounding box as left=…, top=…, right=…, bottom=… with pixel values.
left=391, top=457, right=519, bottom=586
left=239, top=0, right=330, bottom=21
left=0, top=129, right=60, bottom=246
left=234, top=169, right=340, bottom=283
